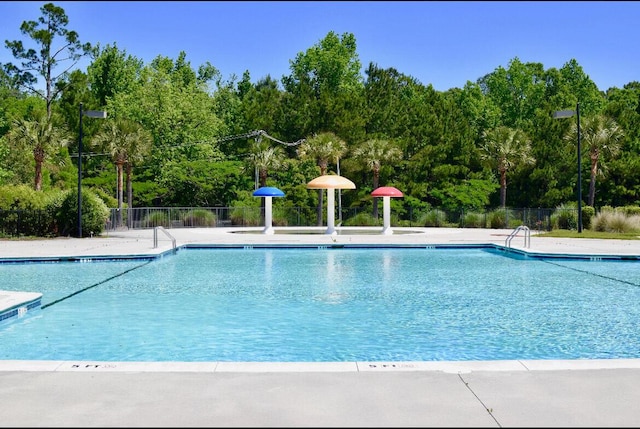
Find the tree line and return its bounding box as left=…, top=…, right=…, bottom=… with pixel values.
left=1, top=3, right=639, bottom=230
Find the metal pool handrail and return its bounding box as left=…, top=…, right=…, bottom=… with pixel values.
left=505, top=225, right=530, bottom=248
left=153, top=226, right=176, bottom=251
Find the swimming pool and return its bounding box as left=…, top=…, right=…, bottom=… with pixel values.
left=2, top=246, right=640, bottom=362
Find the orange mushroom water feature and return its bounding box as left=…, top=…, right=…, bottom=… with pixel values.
left=306, top=175, right=356, bottom=235
left=371, top=186, right=404, bottom=235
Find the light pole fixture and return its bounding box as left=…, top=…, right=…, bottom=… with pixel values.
left=553, top=102, right=582, bottom=232
left=77, top=103, right=107, bottom=238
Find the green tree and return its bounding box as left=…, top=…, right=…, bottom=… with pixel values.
left=92, top=118, right=152, bottom=226
left=237, top=76, right=297, bottom=159
left=297, top=131, right=347, bottom=225
left=564, top=114, right=624, bottom=207
left=211, top=76, right=245, bottom=157
left=158, top=160, right=249, bottom=207
left=248, top=140, right=285, bottom=189
left=246, top=139, right=286, bottom=225
left=352, top=138, right=402, bottom=217
left=524, top=114, right=574, bottom=208
left=518, top=61, right=602, bottom=209
left=90, top=119, right=125, bottom=226
left=284, top=31, right=362, bottom=95
left=282, top=31, right=364, bottom=136
left=87, top=43, right=143, bottom=107
left=363, top=64, right=441, bottom=146
left=477, top=57, right=546, bottom=129
left=453, top=81, right=501, bottom=138
left=556, top=59, right=604, bottom=114
left=0, top=93, right=46, bottom=185
left=240, top=76, right=283, bottom=135
left=123, top=123, right=152, bottom=218
left=107, top=52, right=225, bottom=206
left=55, top=69, right=93, bottom=125
left=3, top=2, right=92, bottom=119
left=599, top=83, right=640, bottom=206
left=480, top=126, right=535, bottom=208
left=6, top=113, right=71, bottom=191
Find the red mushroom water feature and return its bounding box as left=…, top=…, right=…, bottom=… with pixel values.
left=371, top=186, right=404, bottom=235
left=307, top=175, right=356, bottom=235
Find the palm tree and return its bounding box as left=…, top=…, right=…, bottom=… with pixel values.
left=6, top=114, right=71, bottom=191
left=93, top=118, right=152, bottom=227
left=297, top=132, right=347, bottom=225
left=352, top=138, right=402, bottom=218
left=122, top=123, right=152, bottom=225
left=248, top=140, right=285, bottom=225
left=480, top=126, right=535, bottom=208
left=565, top=114, right=624, bottom=207
left=248, top=140, right=285, bottom=189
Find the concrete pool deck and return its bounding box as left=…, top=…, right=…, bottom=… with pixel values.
left=2, top=226, right=640, bottom=427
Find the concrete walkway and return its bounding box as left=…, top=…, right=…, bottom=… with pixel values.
left=2, top=227, right=640, bottom=427
left=4, top=226, right=640, bottom=258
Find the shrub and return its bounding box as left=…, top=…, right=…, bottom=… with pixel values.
left=230, top=206, right=260, bottom=226
left=55, top=188, right=110, bottom=237
left=182, top=209, right=217, bottom=227
left=229, top=191, right=260, bottom=226
left=582, top=205, right=595, bottom=230
left=620, top=205, right=640, bottom=216
left=142, top=211, right=170, bottom=228
left=419, top=209, right=447, bottom=227
left=590, top=211, right=611, bottom=232
left=550, top=203, right=593, bottom=230
left=272, top=206, right=289, bottom=226
left=0, top=185, right=59, bottom=236
left=508, top=218, right=523, bottom=229
left=91, top=187, right=119, bottom=209
left=228, top=205, right=289, bottom=227
left=551, top=203, right=578, bottom=230
left=44, top=191, right=66, bottom=236
left=90, top=188, right=129, bottom=228
left=591, top=211, right=640, bottom=233
left=462, top=211, right=485, bottom=228
left=343, top=211, right=380, bottom=226
left=0, top=184, right=45, bottom=210
left=487, top=209, right=507, bottom=229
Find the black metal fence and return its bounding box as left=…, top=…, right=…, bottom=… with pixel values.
left=0, top=206, right=563, bottom=237
left=0, top=206, right=566, bottom=237
left=103, top=206, right=557, bottom=232
left=0, top=209, right=53, bottom=237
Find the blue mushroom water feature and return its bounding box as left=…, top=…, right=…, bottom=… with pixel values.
left=371, top=186, right=404, bottom=235
left=252, top=186, right=285, bottom=234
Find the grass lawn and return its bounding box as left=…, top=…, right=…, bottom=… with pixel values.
left=537, top=230, right=640, bottom=240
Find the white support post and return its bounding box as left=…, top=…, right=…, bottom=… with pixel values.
left=325, top=189, right=336, bottom=235
left=381, top=195, right=393, bottom=235
left=263, top=196, right=274, bottom=235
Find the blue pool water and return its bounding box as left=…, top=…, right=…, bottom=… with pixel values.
left=2, top=247, right=640, bottom=362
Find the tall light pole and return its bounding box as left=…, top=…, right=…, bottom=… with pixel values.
left=77, top=103, right=107, bottom=238
left=553, top=102, right=582, bottom=233
left=336, top=157, right=342, bottom=224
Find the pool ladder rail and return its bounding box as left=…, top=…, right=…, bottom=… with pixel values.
left=505, top=225, right=530, bottom=249
left=153, top=226, right=177, bottom=252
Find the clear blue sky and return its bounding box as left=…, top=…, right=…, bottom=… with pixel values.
left=1, top=1, right=638, bottom=92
